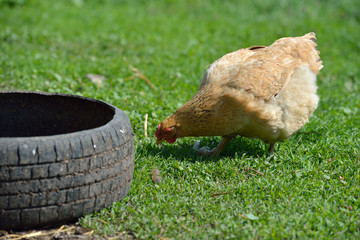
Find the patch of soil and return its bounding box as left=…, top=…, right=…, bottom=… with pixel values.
left=0, top=225, right=104, bottom=240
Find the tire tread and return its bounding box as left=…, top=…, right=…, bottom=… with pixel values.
left=0, top=108, right=134, bottom=230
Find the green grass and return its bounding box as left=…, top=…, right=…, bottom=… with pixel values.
left=1, top=0, right=360, bottom=239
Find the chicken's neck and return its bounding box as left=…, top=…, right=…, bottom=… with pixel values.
left=164, top=90, right=220, bottom=138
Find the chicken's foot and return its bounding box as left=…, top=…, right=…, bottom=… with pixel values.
left=198, top=136, right=234, bottom=158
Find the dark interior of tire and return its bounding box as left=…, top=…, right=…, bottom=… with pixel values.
left=0, top=92, right=115, bottom=138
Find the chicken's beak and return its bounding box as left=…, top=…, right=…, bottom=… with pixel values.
left=156, top=138, right=165, bottom=145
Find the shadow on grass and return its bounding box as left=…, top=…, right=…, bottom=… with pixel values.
left=137, top=137, right=268, bottom=162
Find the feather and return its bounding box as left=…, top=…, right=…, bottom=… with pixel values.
left=156, top=33, right=322, bottom=156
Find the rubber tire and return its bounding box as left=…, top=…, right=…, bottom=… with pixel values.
left=0, top=91, right=134, bottom=230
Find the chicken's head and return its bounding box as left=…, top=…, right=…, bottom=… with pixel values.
left=155, top=123, right=177, bottom=144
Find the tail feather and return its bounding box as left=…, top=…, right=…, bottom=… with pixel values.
left=303, top=32, right=323, bottom=73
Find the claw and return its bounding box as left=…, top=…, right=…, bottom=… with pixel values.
left=198, top=146, right=215, bottom=157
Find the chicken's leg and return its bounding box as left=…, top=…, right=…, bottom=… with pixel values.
left=267, top=143, right=276, bottom=153
left=212, top=136, right=234, bottom=157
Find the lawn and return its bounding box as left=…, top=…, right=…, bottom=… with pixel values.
left=1, top=0, right=360, bottom=239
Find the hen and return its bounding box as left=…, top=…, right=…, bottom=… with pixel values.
left=156, top=33, right=323, bottom=156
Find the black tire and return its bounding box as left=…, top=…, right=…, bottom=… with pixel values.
left=0, top=91, right=135, bottom=230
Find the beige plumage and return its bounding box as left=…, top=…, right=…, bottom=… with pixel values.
left=156, top=33, right=323, bottom=156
